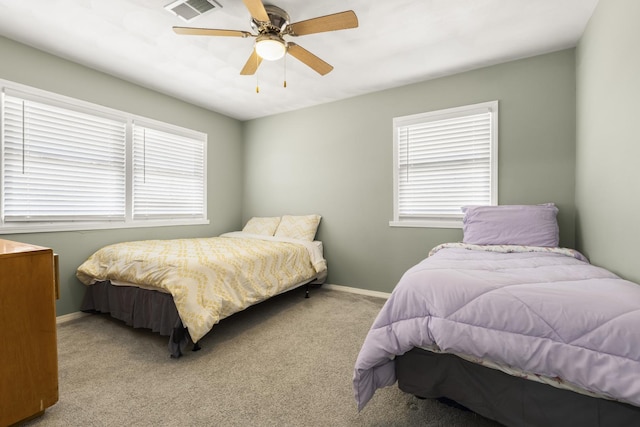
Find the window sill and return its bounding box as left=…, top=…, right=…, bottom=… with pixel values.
left=389, top=219, right=462, bottom=229
left=0, top=218, right=210, bottom=235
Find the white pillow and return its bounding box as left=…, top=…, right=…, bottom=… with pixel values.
left=242, top=216, right=281, bottom=236
left=274, top=215, right=321, bottom=241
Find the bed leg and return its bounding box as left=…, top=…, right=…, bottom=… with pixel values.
left=192, top=342, right=201, bottom=352
left=305, top=283, right=310, bottom=298
left=169, top=326, right=186, bottom=358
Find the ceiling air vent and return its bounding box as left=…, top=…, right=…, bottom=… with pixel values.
left=164, top=0, right=222, bottom=22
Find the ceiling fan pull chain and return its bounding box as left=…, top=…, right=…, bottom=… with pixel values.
left=283, top=52, right=287, bottom=88
left=256, top=54, right=260, bottom=93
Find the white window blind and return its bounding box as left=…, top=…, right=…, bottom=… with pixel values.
left=132, top=124, right=205, bottom=219
left=2, top=92, right=126, bottom=222
left=1, top=80, right=208, bottom=233
left=392, top=101, right=498, bottom=228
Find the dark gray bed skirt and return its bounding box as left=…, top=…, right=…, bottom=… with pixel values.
left=81, top=281, right=190, bottom=358
left=395, top=347, right=640, bottom=427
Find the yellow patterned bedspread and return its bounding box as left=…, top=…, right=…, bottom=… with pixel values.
left=76, top=232, right=326, bottom=342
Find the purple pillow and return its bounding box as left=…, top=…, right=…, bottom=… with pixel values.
left=461, top=204, right=559, bottom=247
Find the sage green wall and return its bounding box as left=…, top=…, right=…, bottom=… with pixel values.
left=243, top=50, right=577, bottom=294
left=0, top=36, right=245, bottom=316
left=0, top=36, right=581, bottom=312
left=575, top=0, right=640, bottom=283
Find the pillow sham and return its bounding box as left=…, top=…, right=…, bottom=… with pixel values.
left=461, top=203, right=559, bottom=247
left=274, top=215, right=321, bottom=241
left=242, top=216, right=281, bottom=236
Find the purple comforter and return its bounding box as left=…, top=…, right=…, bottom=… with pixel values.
left=353, top=244, right=640, bottom=410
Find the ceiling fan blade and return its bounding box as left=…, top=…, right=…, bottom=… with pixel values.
left=240, top=48, right=263, bottom=75
left=287, top=43, right=333, bottom=76
left=173, top=27, right=253, bottom=38
left=242, top=0, right=269, bottom=23
left=288, top=10, right=358, bottom=36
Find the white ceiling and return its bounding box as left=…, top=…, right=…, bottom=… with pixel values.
left=0, top=0, right=598, bottom=121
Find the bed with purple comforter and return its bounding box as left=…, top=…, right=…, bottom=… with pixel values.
left=353, top=243, right=640, bottom=423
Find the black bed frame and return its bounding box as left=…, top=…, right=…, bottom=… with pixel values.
left=395, top=347, right=640, bottom=426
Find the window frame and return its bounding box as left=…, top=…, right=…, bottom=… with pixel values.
left=0, top=79, right=208, bottom=234
left=390, top=100, right=498, bottom=229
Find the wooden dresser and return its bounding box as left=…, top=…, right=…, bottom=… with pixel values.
left=0, top=239, right=59, bottom=426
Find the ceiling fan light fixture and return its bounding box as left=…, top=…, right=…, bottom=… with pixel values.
left=255, top=34, right=286, bottom=61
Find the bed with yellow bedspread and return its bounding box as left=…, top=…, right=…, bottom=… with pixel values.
left=77, top=232, right=327, bottom=356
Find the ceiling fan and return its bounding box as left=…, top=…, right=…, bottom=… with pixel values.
left=172, top=0, right=358, bottom=76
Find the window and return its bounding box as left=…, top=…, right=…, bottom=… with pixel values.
left=132, top=124, right=205, bottom=219
left=2, top=90, right=127, bottom=223
left=1, top=81, right=207, bottom=233
left=390, top=101, right=498, bottom=228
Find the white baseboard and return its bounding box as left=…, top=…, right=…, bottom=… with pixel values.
left=56, top=311, right=90, bottom=324
left=322, top=283, right=390, bottom=300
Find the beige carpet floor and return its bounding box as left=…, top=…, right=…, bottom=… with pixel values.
left=24, top=287, right=501, bottom=426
